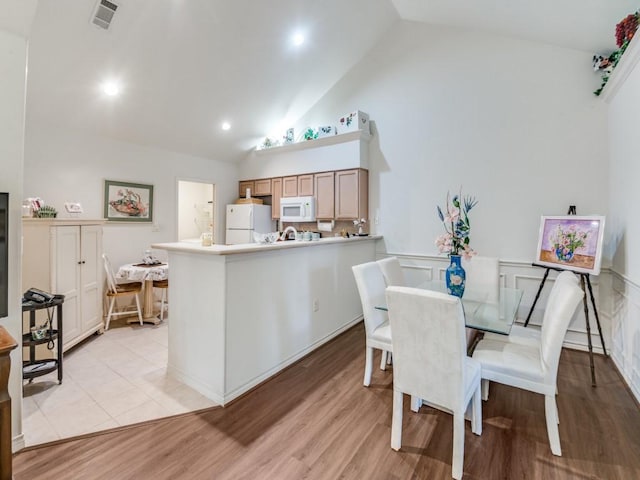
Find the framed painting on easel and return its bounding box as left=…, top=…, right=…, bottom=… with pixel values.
left=535, top=215, right=605, bottom=275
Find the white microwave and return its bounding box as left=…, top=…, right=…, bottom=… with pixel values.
left=280, top=196, right=316, bottom=222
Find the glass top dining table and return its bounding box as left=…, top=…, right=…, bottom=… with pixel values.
left=376, top=281, right=524, bottom=335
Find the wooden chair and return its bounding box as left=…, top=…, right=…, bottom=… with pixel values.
left=386, top=286, right=482, bottom=480
left=102, top=254, right=143, bottom=330
left=152, top=278, right=169, bottom=321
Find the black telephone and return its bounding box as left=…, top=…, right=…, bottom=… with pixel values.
left=23, top=288, right=55, bottom=304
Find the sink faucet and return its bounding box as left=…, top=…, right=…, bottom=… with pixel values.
left=280, top=226, right=297, bottom=241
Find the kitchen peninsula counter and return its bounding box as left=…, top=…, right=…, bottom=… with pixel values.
left=152, top=235, right=380, bottom=405
left=154, top=234, right=381, bottom=255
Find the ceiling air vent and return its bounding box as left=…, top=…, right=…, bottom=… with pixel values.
left=91, top=0, right=119, bottom=30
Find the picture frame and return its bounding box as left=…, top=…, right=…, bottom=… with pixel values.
left=535, top=215, right=605, bottom=275
left=103, top=180, right=153, bottom=222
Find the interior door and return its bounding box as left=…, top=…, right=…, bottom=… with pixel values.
left=80, top=225, right=102, bottom=332
left=53, top=226, right=81, bottom=346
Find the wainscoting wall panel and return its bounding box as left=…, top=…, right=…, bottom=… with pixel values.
left=611, top=272, right=640, bottom=402
left=377, top=253, right=633, bottom=394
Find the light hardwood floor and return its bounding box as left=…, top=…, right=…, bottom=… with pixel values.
left=13, top=323, right=640, bottom=479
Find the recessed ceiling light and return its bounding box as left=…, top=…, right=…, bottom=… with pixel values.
left=292, top=33, right=305, bottom=47
left=102, top=81, right=120, bottom=96
left=221, top=122, right=231, bottom=131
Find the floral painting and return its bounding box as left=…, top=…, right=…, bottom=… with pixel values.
left=104, top=180, right=153, bottom=222
left=535, top=216, right=605, bottom=275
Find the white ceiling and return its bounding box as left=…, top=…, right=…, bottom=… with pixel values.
left=391, top=0, right=640, bottom=54
left=24, top=0, right=640, bottom=163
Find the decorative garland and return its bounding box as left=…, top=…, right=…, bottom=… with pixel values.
left=593, top=11, right=639, bottom=96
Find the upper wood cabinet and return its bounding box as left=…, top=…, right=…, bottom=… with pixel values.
left=239, top=179, right=271, bottom=197
left=238, top=167, right=369, bottom=221
left=239, top=180, right=254, bottom=198
left=282, top=176, right=298, bottom=197
left=271, top=178, right=283, bottom=219
left=297, top=174, right=314, bottom=196
left=335, top=169, right=368, bottom=220
left=254, top=179, right=272, bottom=196
left=314, top=172, right=335, bottom=219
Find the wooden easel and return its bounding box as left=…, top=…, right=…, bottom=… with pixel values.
left=524, top=263, right=607, bottom=386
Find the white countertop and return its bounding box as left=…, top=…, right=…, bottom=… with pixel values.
left=152, top=234, right=381, bottom=255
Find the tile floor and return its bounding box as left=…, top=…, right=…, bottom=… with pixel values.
left=22, top=318, right=217, bottom=447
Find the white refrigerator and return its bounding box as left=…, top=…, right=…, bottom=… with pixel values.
left=225, top=204, right=274, bottom=245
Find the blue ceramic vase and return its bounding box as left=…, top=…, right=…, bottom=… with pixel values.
left=446, top=254, right=466, bottom=298
left=555, top=246, right=574, bottom=262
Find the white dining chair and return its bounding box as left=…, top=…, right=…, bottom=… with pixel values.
left=377, top=256, right=406, bottom=287
left=460, top=256, right=500, bottom=346
left=472, top=271, right=583, bottom=456
left=377, top=256, right=406, bottom=367
left=386, top=286, right=482, bottom=480
left=352, top=261, right=393, bottom=386
left=102, top=254, right=144, bottom=330
left=461, top=256, right=499, bottom=303
left=483, top=270, right=581, bottom=347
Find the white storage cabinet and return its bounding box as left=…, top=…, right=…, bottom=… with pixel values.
left=22, top=219, right=105, bottom=351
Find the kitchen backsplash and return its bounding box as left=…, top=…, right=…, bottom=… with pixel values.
left=280, top=220, right=367, bottom=238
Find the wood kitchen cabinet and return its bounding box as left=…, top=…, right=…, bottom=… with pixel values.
left=239, top=179, right=270, bottom=197
left=297, top=174, right=314, bottom=196
left=335, top=169, right=368, bottom=220
left=22, top=219, right=104, bottom=351
left=253, top=179, right=271, bottom=196
left=237, top=167, right=368, bottom=221
left=271, top=177, right=283, bottom=219
left=282, top=176, right=298, bottom=197
left=314, top=171, right=335, bottom=219
left=239, top=180, right=254, bottom=198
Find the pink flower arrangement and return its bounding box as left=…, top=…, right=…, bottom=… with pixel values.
left=435, top=190, right=477, bottom=259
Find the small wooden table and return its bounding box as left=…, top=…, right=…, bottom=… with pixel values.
left=117, top=263, right=168, bottom=324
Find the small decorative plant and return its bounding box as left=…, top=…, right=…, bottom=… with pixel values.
left=303, top=128, right=318, bottom=141
left=353, top=218, right=366, bottom=235
left=435, top=190, right=477, bottom=258
left=35, top=205, right=58, bottom=218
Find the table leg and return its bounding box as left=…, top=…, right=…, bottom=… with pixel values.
left=128, top=279, right=161, bottom=325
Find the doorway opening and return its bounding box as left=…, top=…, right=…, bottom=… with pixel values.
left=177, top=180, right=215, bottom=243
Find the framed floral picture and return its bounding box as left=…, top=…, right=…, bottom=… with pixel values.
left=103, top=180, right=153, bottom=222
left=535, top=215, right=605, bottom=275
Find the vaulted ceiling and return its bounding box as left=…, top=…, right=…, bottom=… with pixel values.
left=23, top=0, right=639, bottom=163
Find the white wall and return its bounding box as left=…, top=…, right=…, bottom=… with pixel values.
left=607, top=42, right=640, bottom=402
left=0, top=27, right=28, bottom=451
left=24, top=122, right=239, bottom=268
left=252, top=21, right=614, bottom=370
left=294, top=21, right=609, bottom=262
left=608, top=56, right=640, bottom=281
